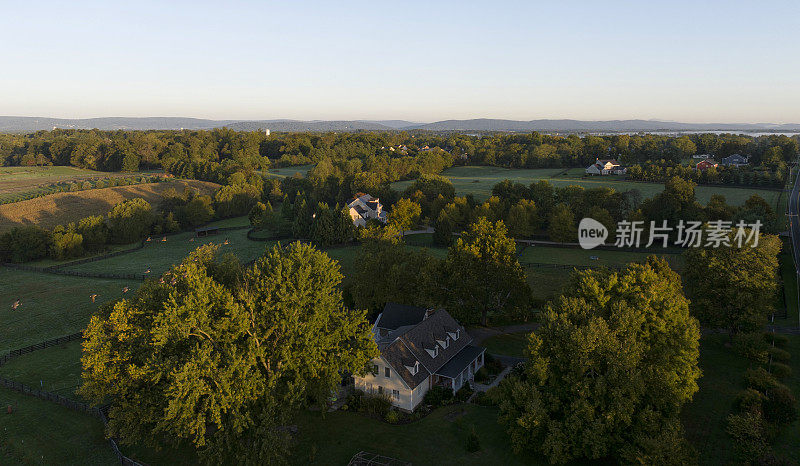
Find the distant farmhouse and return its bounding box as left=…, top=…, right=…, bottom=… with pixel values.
left=692, top=153, right=712, bottom=159
left=696, top=159, right=719, bottom=171
left=721, top=153, right=749, bottom=167
left=347, top=193, right=387, bottom=227
left=585, top=158, right=626, bottom=176
left=352, top=303, right=485, bottom=412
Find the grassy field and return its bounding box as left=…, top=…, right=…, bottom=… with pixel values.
left=290, top=404, right=543, bottom=465
left=391, top=166, right=782, bottom=207
left=0, top=179, right=219, bottom=233
left=0, top=340, right=84, bottom=400
left=482, top=332, right=529, bottom=358
left=682, top=333, right=800, bottom=465
left=0, top=387, right=117, bottom=465
left=518, top=245, right=685, bottom=270
left=62, top=223, right=278, bottom=278
left=0, top=268, right=130, bottom=353
left=263, top=164, right=315, bottom=179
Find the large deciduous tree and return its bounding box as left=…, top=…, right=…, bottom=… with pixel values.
left=684, top=231, right=781, bottom=334
left=388, top=198, right=422, bottom=235
left=498, top=257, right=700, bottom=464
left=442, top=218, right=531, bottom=325
left=79, top=243, right=377, bottom=464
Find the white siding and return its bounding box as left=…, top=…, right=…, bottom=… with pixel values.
left=353, top=356, right=427, bottom=411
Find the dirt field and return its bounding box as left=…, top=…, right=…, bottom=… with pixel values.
left=0, top=179, right=219, bottom=232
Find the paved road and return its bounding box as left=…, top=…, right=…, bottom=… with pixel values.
left=788, top=166, right=800, bottom=325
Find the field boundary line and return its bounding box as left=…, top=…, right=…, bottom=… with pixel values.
left=0, top=332, right=145, bottom=465
left=0, top=332, right=83, bottom=367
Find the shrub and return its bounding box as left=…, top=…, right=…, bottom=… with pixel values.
left=745, top=367, right=780, bottom=392
left=474, top=367, right=490, bottom=383
left=424, top=385, right=454, bottom=408
left=768, top=347, right=791, bottom=364
left=455, top=382, right=473, bottom=402
left=726, top=410, right=769, bottom=462
left=763, top=384, right=797, bottom=425
left=385, top=409, right=400, bottom=424
left=771, top=362, right=792, bottom=379
left=735, top=388, right=765, bottom=413
left=346, top=389, right=364, bottom=412
left=732, top=332, right=769, bottom=363
left=360, top=392, right=391, bottom=418
left=465, top=426, right=481, bottom=452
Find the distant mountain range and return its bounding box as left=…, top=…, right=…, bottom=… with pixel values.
left=2, top=116, right=799, bottom=133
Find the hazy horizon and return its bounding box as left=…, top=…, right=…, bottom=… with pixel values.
left=3, top=0, right=799, bottom=123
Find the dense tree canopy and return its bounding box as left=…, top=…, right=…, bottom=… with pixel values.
left=684, top=231, right=781, bottom=334
left=442, top=218, right=531, bottom=325
left=498, top=257, right=700, bottom=464
left=79, top=243, right=377, bottom=463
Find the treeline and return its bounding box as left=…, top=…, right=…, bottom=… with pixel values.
left=2, top=129, right=797, bottom=178
left=627, top=160, right=786, bottom=187
left=398, top=174, right=780, bottom=245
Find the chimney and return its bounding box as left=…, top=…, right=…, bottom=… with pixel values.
left=424, top=308, right=435, bottom=319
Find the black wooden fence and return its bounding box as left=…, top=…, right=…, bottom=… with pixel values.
left=0, top=332, right=83, bottom=366
left=0, top=333, right=144, bottom=465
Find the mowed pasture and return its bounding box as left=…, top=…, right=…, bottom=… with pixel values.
left=0, top=179, right=219, bottom=233
left=0, top=166, right=163, bottom=202
left=391, top=166, right=782, bottom=206
left=263, top=164, right=315, bottom=179
left=0, top=386, right=117, bottom=465
left=62, top=223, right=278, bottom=278
left=0, top=340, right=84, bottom=401
left=0, top=268, right=130, bottom=353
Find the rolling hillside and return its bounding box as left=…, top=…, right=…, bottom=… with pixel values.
left=0, top=179, right=219, bottom=232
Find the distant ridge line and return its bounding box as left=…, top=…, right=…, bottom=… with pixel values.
left=1, top=116, right=799, bottom=133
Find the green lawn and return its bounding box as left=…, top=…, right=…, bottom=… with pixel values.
left=263, top=164, right=315, bottom=179
left=0, top=386, right=116, bottom=465
left=518, top=245, right=684, bottom=270
left=482, top=332, right=530, bottom=358
left=391, top=166, right=781, bottom=206
left=0, top=268, right=130, bottom=353
left=0, top=340, right=83, bottom=400
left=62, top=223, right=278, bottom=277
left=291, top=404, right=543, bottom=465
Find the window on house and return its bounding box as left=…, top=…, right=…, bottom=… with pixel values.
left=372, top=364, right=378, bottom=375
left=378, top=386, right=384, bottom=394
left=392, top=389, right=399, bottom=400
left=385, top=367, right=390, bottom=378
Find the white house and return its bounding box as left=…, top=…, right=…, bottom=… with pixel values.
left=353, top=303, right=485, bottom=412
left=721, top=153, right=749, bottom=167
left=586, top=158, right=626, bottom=175
left=692, top=153, right=712, bottom=159
left=347, top=193, right=387, bottom=227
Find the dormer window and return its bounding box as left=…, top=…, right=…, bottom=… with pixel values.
left=405, top=361, right=420, bottom=375
left=436, top=338, right=448, bottom=349
left=448, top=330, right=460, bottom=341
left=425, top=346, right=439, bottom=358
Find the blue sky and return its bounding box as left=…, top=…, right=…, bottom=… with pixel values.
left=2, top=0, right=799, bottom=122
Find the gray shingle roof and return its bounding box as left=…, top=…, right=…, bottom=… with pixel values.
left=381, top=339, right=430, bottom=389
left=376, top=303, right=428, bottom=331
left=435, top=345, right=485, bottom=379
left=398, top=310, right=470, bottom=374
